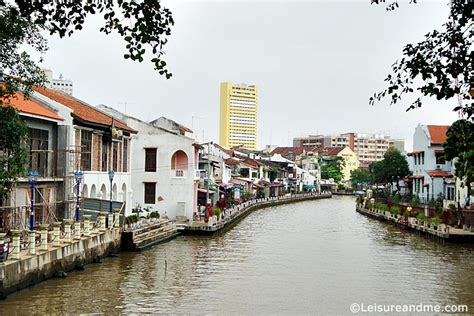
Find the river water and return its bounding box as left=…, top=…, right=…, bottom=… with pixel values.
left=1, top=196, right=474, bottom=314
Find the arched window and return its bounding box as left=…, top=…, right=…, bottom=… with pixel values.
left=90, top=184, right=97, bottom=198
left=121, top=183, right=127, bottom=202
left=171, top=150, right=188, bottom=170
left=82, top=184, right=89, bottom=198
left=100, top=184, right=107, bottom=200
left=112, top=183, right=118, bottom=201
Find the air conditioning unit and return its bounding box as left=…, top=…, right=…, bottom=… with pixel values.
left=436, top=165, right=441, bottom=170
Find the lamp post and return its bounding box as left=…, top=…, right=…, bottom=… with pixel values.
left=108, top=169, right=115, bottom=214
left=74, top=170, right=83, bottom=222
left=27, top=170, right=39, bottom=230
left=442, top=176, right=447, bottom=200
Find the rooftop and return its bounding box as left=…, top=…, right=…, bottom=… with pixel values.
left=33, top=86, right=135, bottom=132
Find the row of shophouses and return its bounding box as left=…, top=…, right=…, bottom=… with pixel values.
left=0, top=86, right=327, bottom=231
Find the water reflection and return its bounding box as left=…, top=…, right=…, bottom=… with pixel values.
left=1, top=196, right=473, bottom=314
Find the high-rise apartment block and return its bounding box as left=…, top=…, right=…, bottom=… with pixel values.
left=219, top=82, right=258, bottom=150
left=43, top=69, right=74, bottom=95
left=293, top=133, right=405, bottom=164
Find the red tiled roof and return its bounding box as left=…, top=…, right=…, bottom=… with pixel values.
left=313, top=147, right=344, bottom=156
left=271, top=147, right=305, bottom=156
left=427, top=171, right=452, bottom=178
left=2, top=92, right=63, bottom=122
left=33, top=86, right=136, bottom=133
left=224, top=158, right=240, bottom=166
left=243, top=159, right=260, bottom=168
left=427, top=125, right=449, bottom=145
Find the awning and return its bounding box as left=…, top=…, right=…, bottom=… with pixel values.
left=434, top=150, right=445, bottom=155
left=409, top=175, right=424, bottom=179
left=427, top=171, right=452, bottom=178
left=407, top=151, right=424, bottom=156
left=198, top=188, right=215, bottom=194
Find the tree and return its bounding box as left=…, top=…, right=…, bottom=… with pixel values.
left=369, top=148, right=410, bottom=187
left=321, top=156, right=345, bottom=182
left=1, top=0, right=173, bottom=102
left=369, top=1, right=473, bottom=119
left=444, top=119, right=474, bottom=204
left=350, top=168, right=372, bottom=189
left=0, top=105, right=29, bottom=203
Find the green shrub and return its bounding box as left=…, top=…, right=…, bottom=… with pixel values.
left=390, top=206, right=400, bottom=216
left=429, top=216, right=441, bottom=227
left=416, top=213, right=425, bottom=223
left=376, top=203, right=388, bottom=212
left=149, top=211, right=160, bottom=219
left=411, top=195, right=421, bottom=205
left=214, top=207, right=221, bottom=218
left=125, top=214, right=139, bottom=225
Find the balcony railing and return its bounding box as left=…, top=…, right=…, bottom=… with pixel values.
left=172, top=169, right=186, bottom=178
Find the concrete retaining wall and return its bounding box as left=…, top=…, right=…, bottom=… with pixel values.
left=0, top=229, right=121, bottom=298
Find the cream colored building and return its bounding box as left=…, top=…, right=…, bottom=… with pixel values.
left=219, top=82, right=258, bottom=150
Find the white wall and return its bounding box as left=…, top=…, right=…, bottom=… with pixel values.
left=97, top=106, right=198, bottom=222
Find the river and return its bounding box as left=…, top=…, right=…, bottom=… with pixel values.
left=1, top=196, right=474, bottom=314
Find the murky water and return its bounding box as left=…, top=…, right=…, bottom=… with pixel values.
left=1, top=196, right=474, bottom=314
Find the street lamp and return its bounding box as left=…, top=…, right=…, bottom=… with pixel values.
left=108, top=169, right=115, bottom=214
left=74, top=170, right=83, bottom=222
left=27, top=170, right=39, bottom=230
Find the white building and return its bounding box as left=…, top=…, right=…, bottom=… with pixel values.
left=408, top=125, right=455, bottom=204
left=34, top=87, right=135, bottom=217
left=43, top=69, right=74, bottom=95
left=98, top=105, right=199, bottom=223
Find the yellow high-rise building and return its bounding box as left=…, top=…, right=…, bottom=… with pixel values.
left=219, top=82, right=258, bottom=150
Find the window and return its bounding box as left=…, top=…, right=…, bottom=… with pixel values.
left=29, top=128, right=49, bottom=176
left=80, top=130, right=92, bottom=171
left=101, top=140, right=108, bottom=172
left=447, top=187, right=455, bottom=200
left=122, top=139, right=129, bottom=172
left=144, top=182, right=156, bottom=204
left=112, top=142, right=118, bottom=171
left=145, top=148, right=157, bottom=172
left=436, top=154, right=446, bottom=165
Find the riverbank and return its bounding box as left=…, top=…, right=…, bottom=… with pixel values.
left=183, top=192, right=332, bottom=235
left=356, top=204, right=474, bottom=243
left=0, top=226, right=121, bottom=299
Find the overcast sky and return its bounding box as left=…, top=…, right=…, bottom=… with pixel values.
left=40, top=0, right=458, bottom=151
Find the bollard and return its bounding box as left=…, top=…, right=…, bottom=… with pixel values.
left=29, top=230, right=36, bottom=255
left=39, top=224, right=49, bottom=251
left=11, top=230, right=21, bottom=260
left=83, top=215, right=91, bottom=237
left=53, top=222, right=61, bottom=247
left=74, top=221, right=81, bottom=240
left=114, top=210, right=121, bottom=228
left=107, top=213, right=114, bottom=229
left=99, top=212, right=108, bottom=232
left=63, top=219, right=73, bottom=243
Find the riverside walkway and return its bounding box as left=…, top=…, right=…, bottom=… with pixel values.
left=356, top=203, right=474, bottom=243
left=183, top=192, right=332, bottom=234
